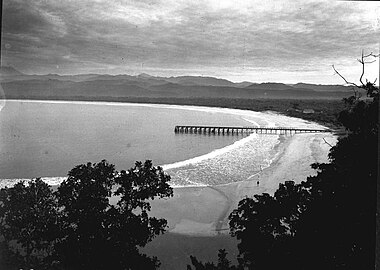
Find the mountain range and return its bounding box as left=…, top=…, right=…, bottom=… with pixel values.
left=0, top=66, right=361, bottom=100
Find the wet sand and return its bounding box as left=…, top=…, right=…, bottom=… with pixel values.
left=148, top=132, right=336, bottom=236
left=144, top=132, right=336, bottom=269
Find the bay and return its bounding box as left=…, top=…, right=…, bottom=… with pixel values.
left=0, top=100, right=249, bottom=182
left=0, top=100, right=328, bottom=187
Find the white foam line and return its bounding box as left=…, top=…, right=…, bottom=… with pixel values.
left=0, top=176, right=68, bottom=188
left=6, top=99, right=270, bottom=173
left=3, top=99, right=283, bottom=123
left=242, top=117, right=277, bottom=128
left=0, top=176, right=207, bottom=189
left=170, top=183, right=209, bottom=188
left=241, top=118, right=259, bottom=127
left=7, top=99, right=329, bottom=131
left=161, top=133, right=258, bottom=170
left=2, top=99, right=332, bottom=188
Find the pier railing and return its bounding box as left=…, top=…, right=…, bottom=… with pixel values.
left=174, top=125, right=331, bottom=135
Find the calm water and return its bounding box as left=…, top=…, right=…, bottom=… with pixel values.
left=0, top=101, right=249, bottom=182
left=0, top=100, right=327, bottom=187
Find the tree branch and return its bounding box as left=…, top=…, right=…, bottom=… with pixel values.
left=332, top=50, right=379, bottom=98
left=332, top=65, right=360, bottom=88
left=332, top=65, right=360, bottom=98
left=363, top=52, right=379, bottom=58
left=359, top=50, right=365, bottom=86
left=323, top=137, right=333, bottom=148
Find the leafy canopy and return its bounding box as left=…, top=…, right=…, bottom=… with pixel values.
left=188, top=52, right=378, bottom=270
left=0, top=159, right=173, bottom=270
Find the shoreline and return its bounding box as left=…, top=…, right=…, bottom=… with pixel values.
left=148, top=131, right=335, bottom=237
left=1, top=97, right=342, bottom=130
left=1, top=99, right=336, bottom=234
left=1, top=98, right=337, bottom=268
left=0, top=99, right=288, bottom=188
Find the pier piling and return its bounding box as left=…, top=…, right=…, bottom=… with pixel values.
left=174, top=125, right=331, bottom=135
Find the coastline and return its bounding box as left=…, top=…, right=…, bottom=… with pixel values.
left=0, top=99, right=296, bottom=188
left=1, top=98, right=337, bottom=269
left=1, top=97, right=342, bottom=130
left=144, top=131, right=336, bottom=269
left=148, top=131, right=336, bottom=236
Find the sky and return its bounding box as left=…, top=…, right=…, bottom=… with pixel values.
left=1, top=0, right=379, bottom=84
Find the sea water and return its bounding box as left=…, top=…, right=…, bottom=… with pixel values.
left=0, top=100, right=328, bottom=188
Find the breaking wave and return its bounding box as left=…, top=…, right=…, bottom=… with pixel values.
left=0, top=100, right=329, bottom=189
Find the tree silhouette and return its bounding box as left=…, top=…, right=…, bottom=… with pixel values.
left=0, top=178, right=60, bottom=269
left=188, top=51, right=378, bottom=269
left=0, top=160, right=173, bottom=270
left=55, top=160, right=173, bottom=270
left=187, top=249, right=241, bottom=270
left=228, top=181, right=311, bottom=269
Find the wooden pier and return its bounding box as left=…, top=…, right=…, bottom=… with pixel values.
left=174, top=125, right=331, bottom=135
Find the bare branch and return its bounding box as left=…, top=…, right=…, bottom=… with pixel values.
left=323, top=138, right=333, bottom=148
left=332, top=65, right=360, bottom=98
left=363, top=59, right=377, bottom=64
left=332, top=50, right=379, bottom=97
left=359, top=50, right=365, bottom=86
left=332, top=65, right=358, bottom=87
left=363, top=52, right=379, bottom=58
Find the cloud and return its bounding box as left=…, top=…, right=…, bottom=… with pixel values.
left=1, top=0, right=379, bottom=83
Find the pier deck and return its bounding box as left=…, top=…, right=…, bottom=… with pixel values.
left=174, top=125, right=331, bottom=135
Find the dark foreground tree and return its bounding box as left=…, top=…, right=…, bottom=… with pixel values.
left=0, top=178, right=60, bottom=269
left=0, top=160, right=173, bottom=270
left=188, top=51, right=378, bottom=270
left=55, top=160, right=173, bottom=270
left=187, top=249, right=241, bottom=270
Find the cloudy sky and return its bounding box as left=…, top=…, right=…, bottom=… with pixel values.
left=1, top=0, right=379, bottom=84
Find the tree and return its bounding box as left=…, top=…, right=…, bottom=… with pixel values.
left=187, top=249, right=241, bottom=270
left=0, top=159, right=173, bottom=270
left=229, top=52, right=378, bottom=270
left=0, top=178, right=60, bottom=269
left=189, top=51, right=378, bottom=269
left=228, top=181, right=311, bottom=269
left=54, top=159, right=173, bottom=270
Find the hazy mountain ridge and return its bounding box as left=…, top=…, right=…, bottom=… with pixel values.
left=0, top=66, right=361, bottom=100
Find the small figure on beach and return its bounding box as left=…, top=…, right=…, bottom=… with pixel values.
left=257, top=180, right=260, bottom=186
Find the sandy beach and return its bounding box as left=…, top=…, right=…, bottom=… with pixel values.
left=144, top=131, right=337, bottom=269
left=0, top=100, right=338, bottom=269
left=148, top=131, right=336, bottom=236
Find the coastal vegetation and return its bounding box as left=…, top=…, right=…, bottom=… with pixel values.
left=187, top=54, right=379, bottom=269
left=0, top=55, right=377, bottom=269
left=0, top=160, right=173, bottom=269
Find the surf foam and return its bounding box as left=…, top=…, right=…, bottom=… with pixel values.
left=1, top=100, right=332, bottom=188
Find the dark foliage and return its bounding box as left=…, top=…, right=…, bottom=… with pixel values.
left=0, top=160, right=173, bottom=270
left=187, top=249, right=242, bottom=270
left=189, top=55, right=378, bottom=269
left=0, top=178, right=60, bottom=269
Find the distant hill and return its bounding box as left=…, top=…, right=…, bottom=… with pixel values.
left=234, top=81, right=253, bottom=88
left=0, top=71, right=359, bottom=100
left=292, top=83, right=354, bottom=92
left=164, top=76, right=237, bottom=87
left=245, top=82, right=295, bottom=90
left=138, top=73, right=156, bottom=79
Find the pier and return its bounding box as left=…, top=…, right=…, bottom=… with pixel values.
left=174, top=125, right=331, bottom=135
